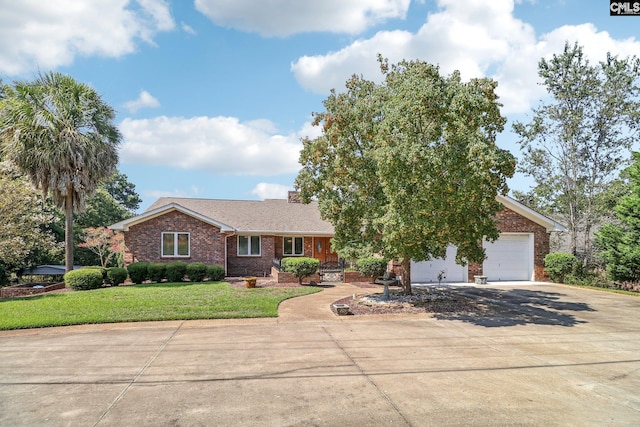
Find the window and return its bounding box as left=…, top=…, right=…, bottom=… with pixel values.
left=238, top=235, right=261, bottom=256
left=162, top=232, right=190, bottom=257
left=283, top=236, right=304, bottom=256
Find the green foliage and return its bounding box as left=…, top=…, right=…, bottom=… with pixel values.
left=356, top=257, right=388, bottom=280
left=148, top=263, right=167, bottom=283
left=186, top=262, right=207, bottom=282
left=206, top=264, right=225, bottom=281
left=166, top=261, right=187, bottom=282
left=514, top=42, right=640, bottom=258
left=102, top=171, right=142, bottom=212
left=82, top=266, right=107, bottom=281
left=75, top=188, right=131, bottom=230
left=296, top=57, right=515, bottom=293
left=127, top=262, right=149, bottom=284
left=0, top=71, right=122, bottom=272
left=281, top=257, right=320, bottom=285
left=64, top=269, right=104, bottom=291
left=0, top=264, right=9, bottom=287
left=0, top=165, right=61, bottom=275
left=106, top=267, right=128, bottom=285
left=596, top=152, right=640, bottom=282
left=544, top=253, right=578, bottom=283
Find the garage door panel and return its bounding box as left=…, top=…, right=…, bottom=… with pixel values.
left=483, top=234, right=531, bottom=281
left=411, top=246, right=466, bottom=283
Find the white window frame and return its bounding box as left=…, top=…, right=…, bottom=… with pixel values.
left=238, top=235, right=261, bottom=256
left=161, top=232, right=190, bottom=257
left=283, top=236, right=304, bottom=256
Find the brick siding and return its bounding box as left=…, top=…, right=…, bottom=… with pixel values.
left=466, top=207, right=549, bottom=281
left=227, top=235, right=275, bottom=277
left=494, top=207, right=550, bottom=281
left=124, top=210, right=226, bottom=267
left=125, top=206, right=550, bottom=282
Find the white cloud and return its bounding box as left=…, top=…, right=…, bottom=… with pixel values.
left=194, top=0, right=410, bottom=37
left=124, top=90, right=161, bottom=113
left=118, top=116, right=316, bottom=176
left=291, top=0, right=640, bottom=115
left=181, top=22, right=197, bottom=35
left=0, top=0, right=175, bottom=76
left=250, top=183, right=293, bottom=200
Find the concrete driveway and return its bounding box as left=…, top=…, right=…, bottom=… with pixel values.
left=1, top=282, right=639, bottom=426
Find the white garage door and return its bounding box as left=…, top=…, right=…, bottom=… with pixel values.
left=483, top=234, right=532, bottom=281
left=411, top=246, right=467, bottom=283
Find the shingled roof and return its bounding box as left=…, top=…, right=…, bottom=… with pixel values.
left=111, top=196, right=335, bottom=235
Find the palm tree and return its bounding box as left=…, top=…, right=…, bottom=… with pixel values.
left=0, top=72, right=121, bottom=272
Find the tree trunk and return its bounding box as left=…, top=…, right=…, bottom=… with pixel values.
left=65, top=193, right=74, bottom=273
left=401, top=255, right=412, bottom=295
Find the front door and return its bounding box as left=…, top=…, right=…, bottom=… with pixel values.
left=314, top=237, right=338, bottom=263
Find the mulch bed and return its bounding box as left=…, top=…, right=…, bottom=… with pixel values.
left=331, top=286, right=484, bottom=316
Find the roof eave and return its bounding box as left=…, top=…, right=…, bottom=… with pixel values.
left=497, top=194, right=567, bottom=233
left=108, top=203, right=235, bottom=232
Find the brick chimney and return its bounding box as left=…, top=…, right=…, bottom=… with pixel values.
left=288, top=191, right=302, bottom=203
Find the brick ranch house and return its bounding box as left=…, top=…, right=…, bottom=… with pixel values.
left=109, top=191, right=565, bottom=283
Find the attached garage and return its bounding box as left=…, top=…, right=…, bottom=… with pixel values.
left=408, top=195, right=566, bottom=284
left=483, top=233, right=533, bottom=281
left=411, top=246, right=467, bottom=283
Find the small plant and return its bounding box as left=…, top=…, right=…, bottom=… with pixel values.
left=64, top=269, right=104, bottom=291
left=166, top=261, right=187, bottom=282
left=148, top=263, right=167, bottom=283
left=356, top=257, right=388, bottom=282
left=206, top=264, right=225, bottom=281
left=281, top=257, right=320, bottom=285
left=544, top=253, right=578, bottom=283
left=127, top=262, right=150, bottom=284
left=186, top=262, right=207, bottom=282
left=106, top=267, right=128, bottom=286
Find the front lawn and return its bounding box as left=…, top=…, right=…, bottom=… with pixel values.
left=0, top=282, right=321, bottom=330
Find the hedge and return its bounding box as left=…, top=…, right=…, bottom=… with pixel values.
left=127, top=262, right=149, bottom=284
left=148, top=263, right=167, bottom=283
left=356, top=257, right=388, bottom=281
left=281, top=257, right=320, bottom=285
left=544, top=253, right=578, bottom=283
left=106, top=267, right=128, bottom=286
left=166, top=261, right=187, bottom=282
left=186, top=262, right=207, bottom=282
left=206, top=264, right=225, bottom=281
left=64, top=269, right=104, bottom=291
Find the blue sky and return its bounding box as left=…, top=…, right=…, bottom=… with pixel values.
left=1, top=0, right=639, bottom=212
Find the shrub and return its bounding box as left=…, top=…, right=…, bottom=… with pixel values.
left=544, top=253, right=578, bottom=283
left=64, top=269, right=104, bottom=291
left=207, top=264, right=225, bottom=281
left=127, top=262, right=149, bottom=284
left=356, top=257, right=388, bottom=281
left=281, top=257, right=320, bottom=285
left=83, top=266, right=107, bottom=281
left=186, top=262, right=207, bottom=282
left=166, top=261, right=187, bottom=282
left=148, top=263, right=167, bottom=283
left=106, top=267, right=128, bottom=286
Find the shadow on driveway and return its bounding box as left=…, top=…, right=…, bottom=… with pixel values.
left=435, top=286, right=595, bottom=328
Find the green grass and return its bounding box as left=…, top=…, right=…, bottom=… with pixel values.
left=562, top=282, right=640, bottom=296
left=0, top=282, right=321, bottom=330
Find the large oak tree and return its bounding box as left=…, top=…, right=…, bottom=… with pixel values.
left=296, top=58, right=516, bottom=294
